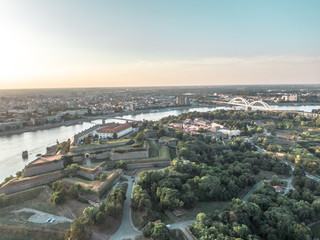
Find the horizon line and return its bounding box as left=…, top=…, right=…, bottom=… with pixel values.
left=1, top=83, right=320, bottom=91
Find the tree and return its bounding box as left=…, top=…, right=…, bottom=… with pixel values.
left=270, top=175, right=281, bottom=186
left=151, top=222, right=170, bottom=240
left=156, top=187, right=183, bottom=209
left=113, top=132, right=118, bottom=139
left=50, top=190, right=65, bottom=205
left=83, top=206, right=98, bottom=225
left=134, top=132, right=145, bottom=143
left=116, top=160, right=127, bottom=170
left=131, top=185, right=151, bottom=210
left=64, top=164, right=80, bottom=177
left=85, top=136, right=91, bottom=145
left=105, top=201, right=122, bottom=216
left=68, top=185, right=79, bottom=199
left=65, top=217, right=89, bottom=240
left=0, top=194, right=8, bottom=207
left=99, top=173, right=108, bottom=181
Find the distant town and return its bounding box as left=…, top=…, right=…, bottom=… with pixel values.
left=1, top=85, right=320, bottom=134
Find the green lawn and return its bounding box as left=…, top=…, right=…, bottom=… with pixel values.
left=148, top=140, right=160, bottom=158
left=1, top=186, right=44, bottom=208
left=311, top=222, right=320, bottom=238
left=0, top=234, right=34, bottom=240
left=164, top=201, right=228, bottom=224
left=63, top=177, right=99, bottom=185
left=0, top=193, right=70, bottom=230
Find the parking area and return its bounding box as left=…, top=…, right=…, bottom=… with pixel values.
left=12, top=208, right=73, bottom=224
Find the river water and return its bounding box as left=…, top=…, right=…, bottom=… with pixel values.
left=0, top=105, right=319, bottom=181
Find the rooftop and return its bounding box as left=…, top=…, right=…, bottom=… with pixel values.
left=97, top=123, right=132, bottom=134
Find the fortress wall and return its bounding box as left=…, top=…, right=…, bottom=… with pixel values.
left=70, top=141, right=128, bottom=153
left=76, top=171, right=101, bottom=180
left=127, top=161, right=170, bottom=169
left=23, top=160, right=64, bottom=177
left=76, top=162, right=107, bottom=180
left=90, top=151, right=110, bottom=160
left=72, top=156, right=83, bottom=163
left=110, top=150, right=149, bottom=160
left=0, top=171, right=63, bottom=195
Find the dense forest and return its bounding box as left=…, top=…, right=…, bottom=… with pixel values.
left=136, top=110, right=320, bottom=239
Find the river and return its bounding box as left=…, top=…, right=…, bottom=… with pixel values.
left=0, top=105, right=319, bottom=182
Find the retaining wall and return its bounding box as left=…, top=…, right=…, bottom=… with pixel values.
left=110, top=150, right=149, bottom=160
left=23, top=160, right=64, bottom=177
left=0, top=171, right=63, bottom=195
left=127, top=160, right=170, bottom=169
left=72, top=156, right=83, bottom=163
left=90, top=151, right=110, bottom=160
left=76, top=162, right=107, bottom=180
left=70, top=141, right=129, bottom=153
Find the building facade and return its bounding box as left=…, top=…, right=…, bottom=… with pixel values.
left=93, top=123, right=132, bottom=139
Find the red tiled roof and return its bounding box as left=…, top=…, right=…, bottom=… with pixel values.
left=273, top=186, right=283, bottom=191
left=97, top=123, right=131, bottom=134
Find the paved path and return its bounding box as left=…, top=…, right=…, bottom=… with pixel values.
left=281, top=175, right=295, bottom=194
left=171, top=220, right=195, bottom=240
left=110, top=175, right=141, bottom=240
left=242, top=182, right=262, bottom=201
left=12, top=208, right=72, bottom=224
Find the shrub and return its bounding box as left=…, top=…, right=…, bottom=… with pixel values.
left=99, top=173, right=108, bottom=181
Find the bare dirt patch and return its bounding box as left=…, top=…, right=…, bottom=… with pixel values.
left=63, top=199, right=90, bottom=218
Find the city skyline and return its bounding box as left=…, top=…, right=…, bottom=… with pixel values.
left=0, top=0, right=319, bottom=89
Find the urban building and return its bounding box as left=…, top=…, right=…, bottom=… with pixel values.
left=93, top=123, right=132, bottom=139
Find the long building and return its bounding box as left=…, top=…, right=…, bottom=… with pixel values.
left=93, top=123, right=132, bottom=139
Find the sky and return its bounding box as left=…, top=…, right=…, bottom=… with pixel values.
left=0, top=0, right=319, bottom=89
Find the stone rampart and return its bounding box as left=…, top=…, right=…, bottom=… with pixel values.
left=0, top=171, right=63, bottom=195
left=90, top=151, right=110, bottom=160
left=70, top=140, right=129, bottom=153
left=127, top=160, right=170, bottom=169
left=110, top=150, right=149, bottom=160
left=76, top=162, right=107, bottom=180
left=76, top=171, right=101, bottom=181
left=23, top=160, right=64, bottom=177
left=72, top=156, right=83, bottom=163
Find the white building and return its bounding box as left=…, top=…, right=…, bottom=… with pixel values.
left=93, top=123, right=132, bottom=139
left=281, top=94, right=298, bottom=102
left=219, top=129, right=241, bottom=138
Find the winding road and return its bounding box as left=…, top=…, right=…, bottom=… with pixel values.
left=110, top=175, right=142, bottom=240
left=171, top=220, right=195, bottom=240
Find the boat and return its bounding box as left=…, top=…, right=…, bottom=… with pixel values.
left=22, top=150, right=28, bottom=158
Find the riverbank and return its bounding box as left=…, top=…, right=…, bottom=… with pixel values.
left=271, top=102, right=320, bottom=106
left=0, top=102, right=319, bottom=137
left=0, top=105, right=212, bottom=137
left=0, top=118, right=90, bottom=137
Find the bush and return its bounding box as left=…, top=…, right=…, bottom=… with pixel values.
left=0, top=175, right=14, bottom=187
left=50, top=190, right=65, bottom=205
left=116, top=160, right=127, bottom=170
left=99, top=173, right=108, bottom=181
left=64, top=164, right=80, bottom=177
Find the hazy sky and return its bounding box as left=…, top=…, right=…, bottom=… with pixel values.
left=0, top=0, right=319, bottom=89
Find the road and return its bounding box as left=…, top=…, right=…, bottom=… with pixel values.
left=171, top=220, right=195, bottom=240
left=281, top=175, right=295, bottom=194
left=242, top=182, right=262, bottom=202
left=110, top=175, right=141, bottom=240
